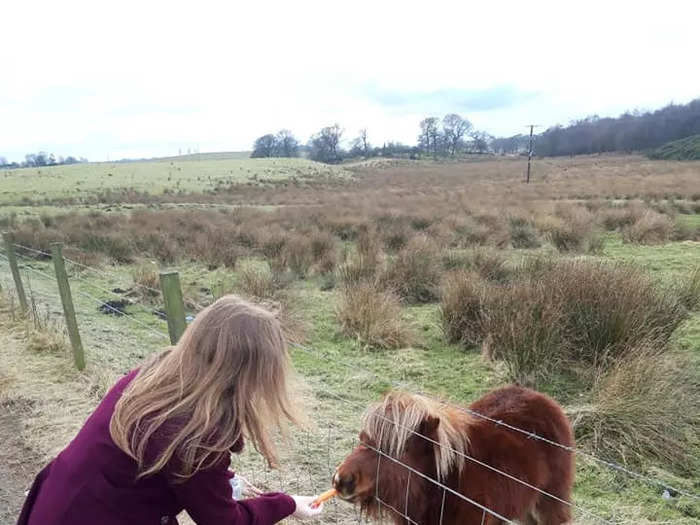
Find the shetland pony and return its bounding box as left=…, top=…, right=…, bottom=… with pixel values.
left=333, top=385, right=574, bottom=525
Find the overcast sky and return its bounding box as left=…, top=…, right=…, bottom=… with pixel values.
left=2, top=0, right=698, bottom=162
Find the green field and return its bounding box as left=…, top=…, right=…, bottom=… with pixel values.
left=0, top=156, right=350, bottom=205
left=1, top=154, right=699, bottom=524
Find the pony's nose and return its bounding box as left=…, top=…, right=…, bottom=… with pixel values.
left=333, top=471, right=356, bottom=497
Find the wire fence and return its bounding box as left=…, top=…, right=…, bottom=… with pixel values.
left=0, top=243, right=697, bottom=525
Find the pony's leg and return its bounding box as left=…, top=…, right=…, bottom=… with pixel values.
left=531, top=497, right=572, bottom=525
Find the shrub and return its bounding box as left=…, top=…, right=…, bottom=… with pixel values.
left=193, top=230, right=241, bottom=269
left=236, top=263, right=285, bottom=300
left=309, top=230, right=336, bottom=263
left=337, top=230, right=382, bottom=287
left=440, top=259, right=688, bottom=382
left=544, top=260, right=686, bottom=367
left=130, top=263, right=160, bottom=303
left=379, top=236, right=441, bottom=303
left=597, top=204, right=644, bottom=231
left=81, top=233, right=135, bottom=263
left=258, top=227, right=288, bottom=260
left=336, top=282, right=412, bottom=350
left=282, top=235, right=314, bottom=278
left=480, top=281, right=565, bottom=387
left=377, top=215, right=412, bottom=252
left=439, top=270, right=486, bottom=348
left=440, top=248, right=510, bottom=283
left=538, top=216, right=592, bottom=253
left=508, top=216, right=541, bottom=249
left=622, top=211, right=674, bottom=244
left=572, top=348, right=700, bottom=474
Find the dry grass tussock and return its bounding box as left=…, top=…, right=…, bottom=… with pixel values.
left=379, top=235, right=441, bottom=303
left=335, top=282, right=413, bottom=350
left=622, top=210, right=675, bottom=244
left=570, top=346, right=700, bottom=475
left=440, top=259, right=689, bottom=382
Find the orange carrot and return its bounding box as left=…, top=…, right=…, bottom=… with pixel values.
left=311, top=488, right=337, bottom=508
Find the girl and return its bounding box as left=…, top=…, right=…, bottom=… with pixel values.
left=18, top=295, right=324, bottom=524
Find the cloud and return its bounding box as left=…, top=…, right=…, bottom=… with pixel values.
left=363, top=85, right=540, bottom=114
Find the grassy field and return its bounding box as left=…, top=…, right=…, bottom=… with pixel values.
left=0, top=156, right=350, bottom=205
left=1, top=153, right=699, bottom=524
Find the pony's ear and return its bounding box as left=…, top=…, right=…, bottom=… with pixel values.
left=359, top=430, right=375, bottom=447
left=420, top=415, right=440, bottom=438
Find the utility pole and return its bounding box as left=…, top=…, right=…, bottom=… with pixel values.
left=525, top=125, right=539, bottom=183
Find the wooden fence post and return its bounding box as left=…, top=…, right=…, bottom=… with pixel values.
left=159, top=271, right=186, bottom=344
left=2, top=232, right=28, bottom=313
left=51, top=242, right=85, bottom=370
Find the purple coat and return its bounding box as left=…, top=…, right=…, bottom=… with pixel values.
left=17, top=370, right=295, bottom=525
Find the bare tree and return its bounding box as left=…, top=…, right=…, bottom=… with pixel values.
left=350, top=128, right=371, bottom=158
left=418, top=117, right=440, bottom=157
left=470, top=131, right=493, bottom=154
left=309, top=124, right=344, bottom=163
left=442, top=114, right=472, bottom=156
left=276, top=129, right=300, bottom=157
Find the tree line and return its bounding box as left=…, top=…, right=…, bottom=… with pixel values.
left=0, top=151, right=88, bottom=169
left=251, top=114, right=494, bottom=163
left=533, top=98, right=700, bottom=157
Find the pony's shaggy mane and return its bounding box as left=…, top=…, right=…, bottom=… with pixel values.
left=361, top=391, right=469, bottom=480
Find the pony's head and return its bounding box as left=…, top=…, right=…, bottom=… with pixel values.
left=333, top=392, right=468, bottom=515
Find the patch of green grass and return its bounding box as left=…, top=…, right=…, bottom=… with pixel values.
left=677, top=214, right=700, bottom=228
left=603, top=234, right=700, bottom=276
left=0, top=157, right=350, bottom=205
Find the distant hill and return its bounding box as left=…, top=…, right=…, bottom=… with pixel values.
left=648, top=135, right=700, bottom=160
left=113, top=151, right=251, bottom=163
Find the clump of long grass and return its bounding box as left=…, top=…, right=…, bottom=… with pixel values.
left=439, top=259, right=688, bottom=383
left=546, top=260, right=685, bottom=368
left=571, top=347, right=700, bottom=475
left=439, top=270, right=486, bottom=348
left=336, top=282, right=412, bottom=350
left=280, top=234, right=314, bottom=278
left=379, top=235, right=441, bottom=303
left=622, top=211, right=674, bottom=244
left=508, top=216, right=541, bottom=249
left=337, top=229, right=382, bottom=287
left=26, top=330, right=68, bottom=354
left=597, top=204, right=644, bottom=231
left=441, top=248, right=511, bottom=282
left=130, top=263, right=161, bottom=303
left=236, top=263, right=286, bottom=300
left=480, top=281, right=565, bottom=386
left=537, top=212, right=603, bottom=253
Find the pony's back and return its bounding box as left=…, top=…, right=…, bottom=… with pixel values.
left=463, top=385, right=574, bottom=525
left=469, top=385, right=574, bottom=452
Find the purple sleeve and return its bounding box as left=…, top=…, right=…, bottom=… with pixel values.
left=168, top=454, right=295, bottom=525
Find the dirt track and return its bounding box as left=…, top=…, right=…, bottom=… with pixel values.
left=0, top=332, right=43, bottom=523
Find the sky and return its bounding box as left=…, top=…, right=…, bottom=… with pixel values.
left=2, top=0, right=699, bottom=162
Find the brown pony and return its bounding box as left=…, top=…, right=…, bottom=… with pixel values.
left=333, top=385, right=574, bottom=525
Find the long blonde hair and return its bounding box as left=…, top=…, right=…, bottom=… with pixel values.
left=110, top=295, right=300, bottom=480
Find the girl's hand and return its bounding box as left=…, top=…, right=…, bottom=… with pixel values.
left=237, top=475, right=263, bottom=497
left=291, top=496, right=324, bottom=520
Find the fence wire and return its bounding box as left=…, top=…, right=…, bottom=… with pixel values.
left=0, top=248, right=696, bottom=525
